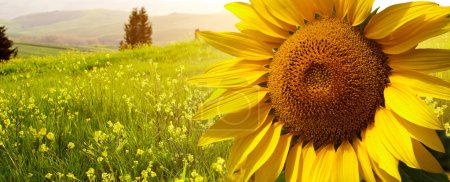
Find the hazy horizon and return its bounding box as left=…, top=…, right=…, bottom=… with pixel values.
left=1, top=0, right=449, bottom=19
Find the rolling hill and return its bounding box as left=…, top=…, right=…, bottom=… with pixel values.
left=1, top=9, right=239, bottom=46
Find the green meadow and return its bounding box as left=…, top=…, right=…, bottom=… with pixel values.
left=0, top=32, right=449, bottom=181
left=0, top=41, right=233, bottom=181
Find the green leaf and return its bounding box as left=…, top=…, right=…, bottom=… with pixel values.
left=399, top=162, right=448, bottom=182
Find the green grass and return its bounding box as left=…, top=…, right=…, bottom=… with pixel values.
left=14, top=42, right=114, bottom=58
left=0, top=41, right=232, bottom=181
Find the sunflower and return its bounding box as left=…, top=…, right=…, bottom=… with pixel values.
left=190, top=0, right=450, bottom=181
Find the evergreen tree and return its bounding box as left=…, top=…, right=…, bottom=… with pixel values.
left=0, top=26, right=18, bottom=62
left=120, top=7, right=152, bottom=50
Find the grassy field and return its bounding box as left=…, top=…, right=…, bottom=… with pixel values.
left=0, top=32, right=449, bottom=181
left=0, top=41, right=233, bottom=181
left=14, top=42, right=114, bottom=58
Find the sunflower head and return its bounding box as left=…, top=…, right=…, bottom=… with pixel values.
left=191, top=0, right=450, bottom=181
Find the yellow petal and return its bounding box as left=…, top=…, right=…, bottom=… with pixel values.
left=261, top=0, right=304, bottom=26
left=285, top=142, right=302, bottom=182
left=370, top=158, right=399, bottom=182
left=226, top=2, right=290, bottom=39
left=227, top=115, right=273, bottom=172
left=255, top=133, right=292, bottom=182
left=363, top=126, right=401, bottom=180
left=353, top=139, right=376, bottom=182
left=348, top=0, right=375, bottom=26
left=242, top=122, right=284, bottom=182
left=389, top=69, right=450, bottom=100
left=193, top=87, right=268, bottom=120
left=313, top=0, right=334, bottom=17
left=198, top=31, right=273, bottom=60
left=365, top=2, right=450, bottom=54
left=374, top=108, right=420, bottom=168
left=292, top=0, right=316, bottom=22
left=198, top=104, right=272, bottom=146
left=384, top=85, right=443, bottom=130
left=334, top=0, right=350, bottom=20
left=310, top=145, right=335, bottom=182
left=381, top=20, right=450, bottom=54
left=249, top=0, right=296, bottom=31
left=365, top=2, right=440, bottom=39
left=189, top=66, right=267, bottom=88
left=335, top=141, right=359, bottom=182
left=412, top=139, right=444, bottom=173
left=393, top=112, right=444, bottom=152
left=388, top=49, right=450, bottom=73
left=203, top=88, right=228, bottom=104
left=205, top=58, right=271, bottom=73
left=236, top=22, right=285, bottom=45
left=299, top=143, right=316, bottom=182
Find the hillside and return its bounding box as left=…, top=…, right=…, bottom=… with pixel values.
left=14, top=42, right=114, bottom=57
left=2, top=9, right=239, bottom=46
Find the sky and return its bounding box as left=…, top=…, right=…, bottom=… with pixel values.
left=0, top=0, right=449, bottom=19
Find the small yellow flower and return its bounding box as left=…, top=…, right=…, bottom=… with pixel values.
left=97, top=157, right=104, bottom=163
left=46, top=132, right=55, bottom=141
left=66, top=173, right=77, bottom=180
left=38, top=128, right=47, bottom=136
left=39, top=144, right=49, bottom=152
left=136, top=149, right=144, bottom=156
left=45, top=173, right=53, bottom=179
left=67, top=142, right=75, bottom=149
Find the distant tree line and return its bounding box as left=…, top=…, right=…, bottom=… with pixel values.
left=120, top=7, right=153, bottom=50
left=0, top=26, right=17, bottom=62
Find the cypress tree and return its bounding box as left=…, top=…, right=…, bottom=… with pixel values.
left=0, top=26, right=18, bottom=62
left=120, top=7, right=152, bottom=50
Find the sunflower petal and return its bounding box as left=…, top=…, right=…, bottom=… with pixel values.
left=353, top=139, right=376, bottom=182
left=203, top=89, right=228, bottom=104
left=236, top=22, right=285, bottom=45
left=242, top=122, right=284, bottom=182
left=285, top=142, right=302, bottom=182
left=363, top=126, right=401, bottom=180
left=389, top=69, right=450, bottom=101
left=205, top=58, right=271, bottom=73
left=310, top=145, right=336, bottom=181
left=412, top=139, right=444, bottom=173
left=335, top=141, right=359, bottom=182
left=198, top=31, right=273, bottom=60
left=374, top=108, right=420, bottom=168
left=393, top=112, right=444, bottom=152
left=292, top=0, right=317, bottom=22
left=198, top=104, right=272, bottom=146
left=249, top=0, right=296, bottom=31
left=189, top=66, right=267, bottom=88
left=314, top=0, right=334, bottom=17
left=365, top=2, right=441, bottom=39
left=370, top=159, right=399, bottom=182
left=227, top=115, right=273, bottom=172
left=226, top=2, right=290, bottom=39
left=389, top=49, right=450, bottom=73
left=255, top=133, right=292, bottom=182
left=298, top=143, right=316, bottom=182
left=365, top=2, right=450, bottom=54
left=261, top=0, right=304, bottom=26
left=348, top=0, right=375, bottom=26
left=384, top=85, right=443, bottom=130
left=334, top=0, right=350, bottom=20
left=193, top=87, right=268, bottom=120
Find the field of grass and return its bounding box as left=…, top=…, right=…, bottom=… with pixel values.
left=0, top=41, right=233, bottom=181
left=0, top=32, right=449, bottom=181
left=14, top=42, right=114, bottom=58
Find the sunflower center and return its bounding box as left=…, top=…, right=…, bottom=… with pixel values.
left=268, top=18, right=390, bottom=147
